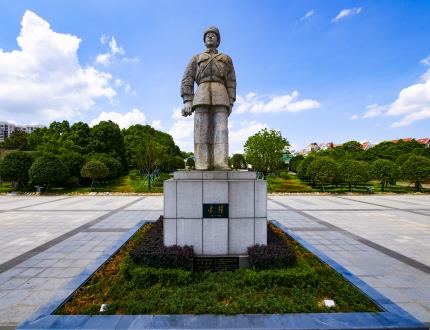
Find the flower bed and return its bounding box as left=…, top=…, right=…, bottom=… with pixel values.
left=57, top=219, right=379, bottom=315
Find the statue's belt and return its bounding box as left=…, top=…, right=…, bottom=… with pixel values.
left=196, top=54, right=222, bottom=82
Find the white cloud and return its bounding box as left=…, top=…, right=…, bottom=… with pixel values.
left=299, top=10, right=315, bottom=22
left=0, top=10, right=115, bottom=122
left=229, top=120, right=268, bottom=154
left=168, top=116, right=194, bottom=152
left=235, top=91, right=320, bottom=114
left=150, top=120, right=162, bottom=130
left=332, top=7, right=362, bottom=22
left=386, top=70, right=430, bottom=126
left=350, top=114, right=358, bottom=120
left=360, top=60, right=430, bottom=127
left=363, top=104, right=387, bottom=118
left=95, top=35, right=136, bottom=66
left=90, top=108, right=146, bottom=129
left=420, top=55, right=430, bottom=66
left=171, top=107, right=183, bottom=119
left=114, top=78, right=124, bottom=87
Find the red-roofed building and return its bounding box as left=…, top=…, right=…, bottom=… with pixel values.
left=417, top=138, right=430, bottom=148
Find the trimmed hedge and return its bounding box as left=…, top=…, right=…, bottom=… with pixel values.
left=129, top=218, right=194, bottom=270
left=248, top=224, right=297, bottom=269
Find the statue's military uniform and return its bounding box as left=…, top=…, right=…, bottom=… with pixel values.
left=181, top=50, right=236, bottom=111
left=180, top=27, right=236, bottom=170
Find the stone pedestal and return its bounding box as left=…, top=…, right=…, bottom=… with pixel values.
left=163, top=171, right=267, bottom=256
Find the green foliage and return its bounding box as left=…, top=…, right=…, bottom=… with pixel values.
left=167, top=156, right=185, bottom=171
left=129, top=219, right=194, bottom=270
left=230, top=153, right=247, bottom=169
left=89, top=121, right=127, bottom=171
left=123, top=124, right=181, bottom=171
left=244, top=128, right=290, bottom=176
left=29, top=154, right=69, bottom=187
left=339, top=160, right=370, bottom=191
left=296, top=154, right=316, bottom=180
left=0, top=151, right=34, bottom=188
left=80, top=160, right=109, bottom=181
left=289, top=155, right=304, bottom=172
left=59, top=222, right=379, bottom=315
left=306, top=157, right=338, bottom=189
left=401, top=155, right=430, bottom=191
left=134, top=140, right=166, bottom=174
left=371, top=159, right=399, bottom=191
left=3, top=130, right=29, bottom=150
left=59, top=151, right=85, bottom=178
left=88, top=153, right=122, bottom=180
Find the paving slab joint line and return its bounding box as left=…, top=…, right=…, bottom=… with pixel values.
left=268, top=197, right=430, bottom=275
left=0, top=196, right=147, bottom=274
left=15, top=218, right=428, bottom=330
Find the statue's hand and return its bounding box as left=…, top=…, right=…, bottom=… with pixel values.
left=182, top=101, right=193, bottom=117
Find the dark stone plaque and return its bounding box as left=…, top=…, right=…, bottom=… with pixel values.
left=193, top=257, right=239, bottom=272
left=203, top=203, right=229, bottom=218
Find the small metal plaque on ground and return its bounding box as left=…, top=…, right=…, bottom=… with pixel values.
left=193, top=257, right=239, bottom=272
left=203, top=203, right=229, bottom=218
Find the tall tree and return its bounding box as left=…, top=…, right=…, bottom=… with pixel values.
left=244, top=128, right=289, bottom=177
left=3, top=131, right=29, bottom=150
left=0, top=151, right=34, bottom=189
left=401, top=155, right=430, bottom=191
left=80, top=160, right=109, bottom=191
left=29, top=154, right=70, bottom=190
left=339, top=159, right=369, bottom=191
left=371, top=159, right=399, bottom=191
left=306, top=156, right=338, bottom=190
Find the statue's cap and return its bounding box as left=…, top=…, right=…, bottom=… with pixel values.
left=203, top=26, right=220, bottom=43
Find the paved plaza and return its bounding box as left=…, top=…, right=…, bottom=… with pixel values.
left=0, top=195, right=429, bottom=328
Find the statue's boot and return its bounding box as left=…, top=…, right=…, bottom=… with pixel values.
left=213, top=106, right=229, bottom=170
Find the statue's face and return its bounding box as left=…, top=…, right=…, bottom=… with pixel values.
left=205, top=32, right=218, bottom=48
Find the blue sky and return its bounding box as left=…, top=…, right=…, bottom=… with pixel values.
left=0, top=1, right=429, bottom=153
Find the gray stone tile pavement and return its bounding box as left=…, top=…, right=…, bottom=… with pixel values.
left=270, top=195, right=430, bottom=326
left=0, top=195, right=430, bottom=328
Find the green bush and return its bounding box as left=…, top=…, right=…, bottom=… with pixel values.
left=127, top=264, right=192, bottom=288
left=129, top=218, right=194, bottom=270
left=29, top=154, right=69, bottom=187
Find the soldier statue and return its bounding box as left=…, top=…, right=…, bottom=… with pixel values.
left=181, top=26, right=236, bottom=170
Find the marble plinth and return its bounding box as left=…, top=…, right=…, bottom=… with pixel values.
left=163, top=170, right=267, bottom=256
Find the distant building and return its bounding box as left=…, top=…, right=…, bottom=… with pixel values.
left=360, top=140, right=374, bottom=150
left=417, top=138, right=430, bottom=148
left=0, top=121, right=44, bottom=142
left=318, top=142, right=335, bottom=150
left=307, top=142, right=320, bottom=153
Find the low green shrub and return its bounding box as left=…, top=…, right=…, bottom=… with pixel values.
left=127, top=264, right=192, bottom=288
left=129, top=218, right=194, bottom=270
left=248, top=244, right=297, bottom=269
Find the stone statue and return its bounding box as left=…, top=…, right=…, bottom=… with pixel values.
left=181, top=26, right=236, bottom=170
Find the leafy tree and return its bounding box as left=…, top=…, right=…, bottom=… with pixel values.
left=135, top=140, right=165, bottom=175
left=401, top=155, right=430, bottom=191
left=289, top=155, right=304, bottom=173
left=89, top=121, right=127, bottom=171
left=3, top=130, right=29, bottom=150
left=306, top=157, right=338, bottom=190
left=88, top=153, right=122, bottom=180
left=29, top=154, right=70, bottom=189
left=230, top=153, right=247, bottom=169
left=168, top=156, right=185, bottom=171
left=244, top=128, right=289, bottom=177
left=371, top=159, right=399, bottom=191
left=296, top=154, right=316, bottom=181
left=59, top=151, right=85, bottom=178
left=339, top=159, right=369, bottom=191
left=0, top=152, right=34, bottom=189
left=80, top=160, right=109, bottom=190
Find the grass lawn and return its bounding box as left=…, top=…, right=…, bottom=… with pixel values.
left=59, top=222, right=379, bottom=315
left=0, top=183, right=13, bottom=193
left=267, top=175, right=314, bottom=193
